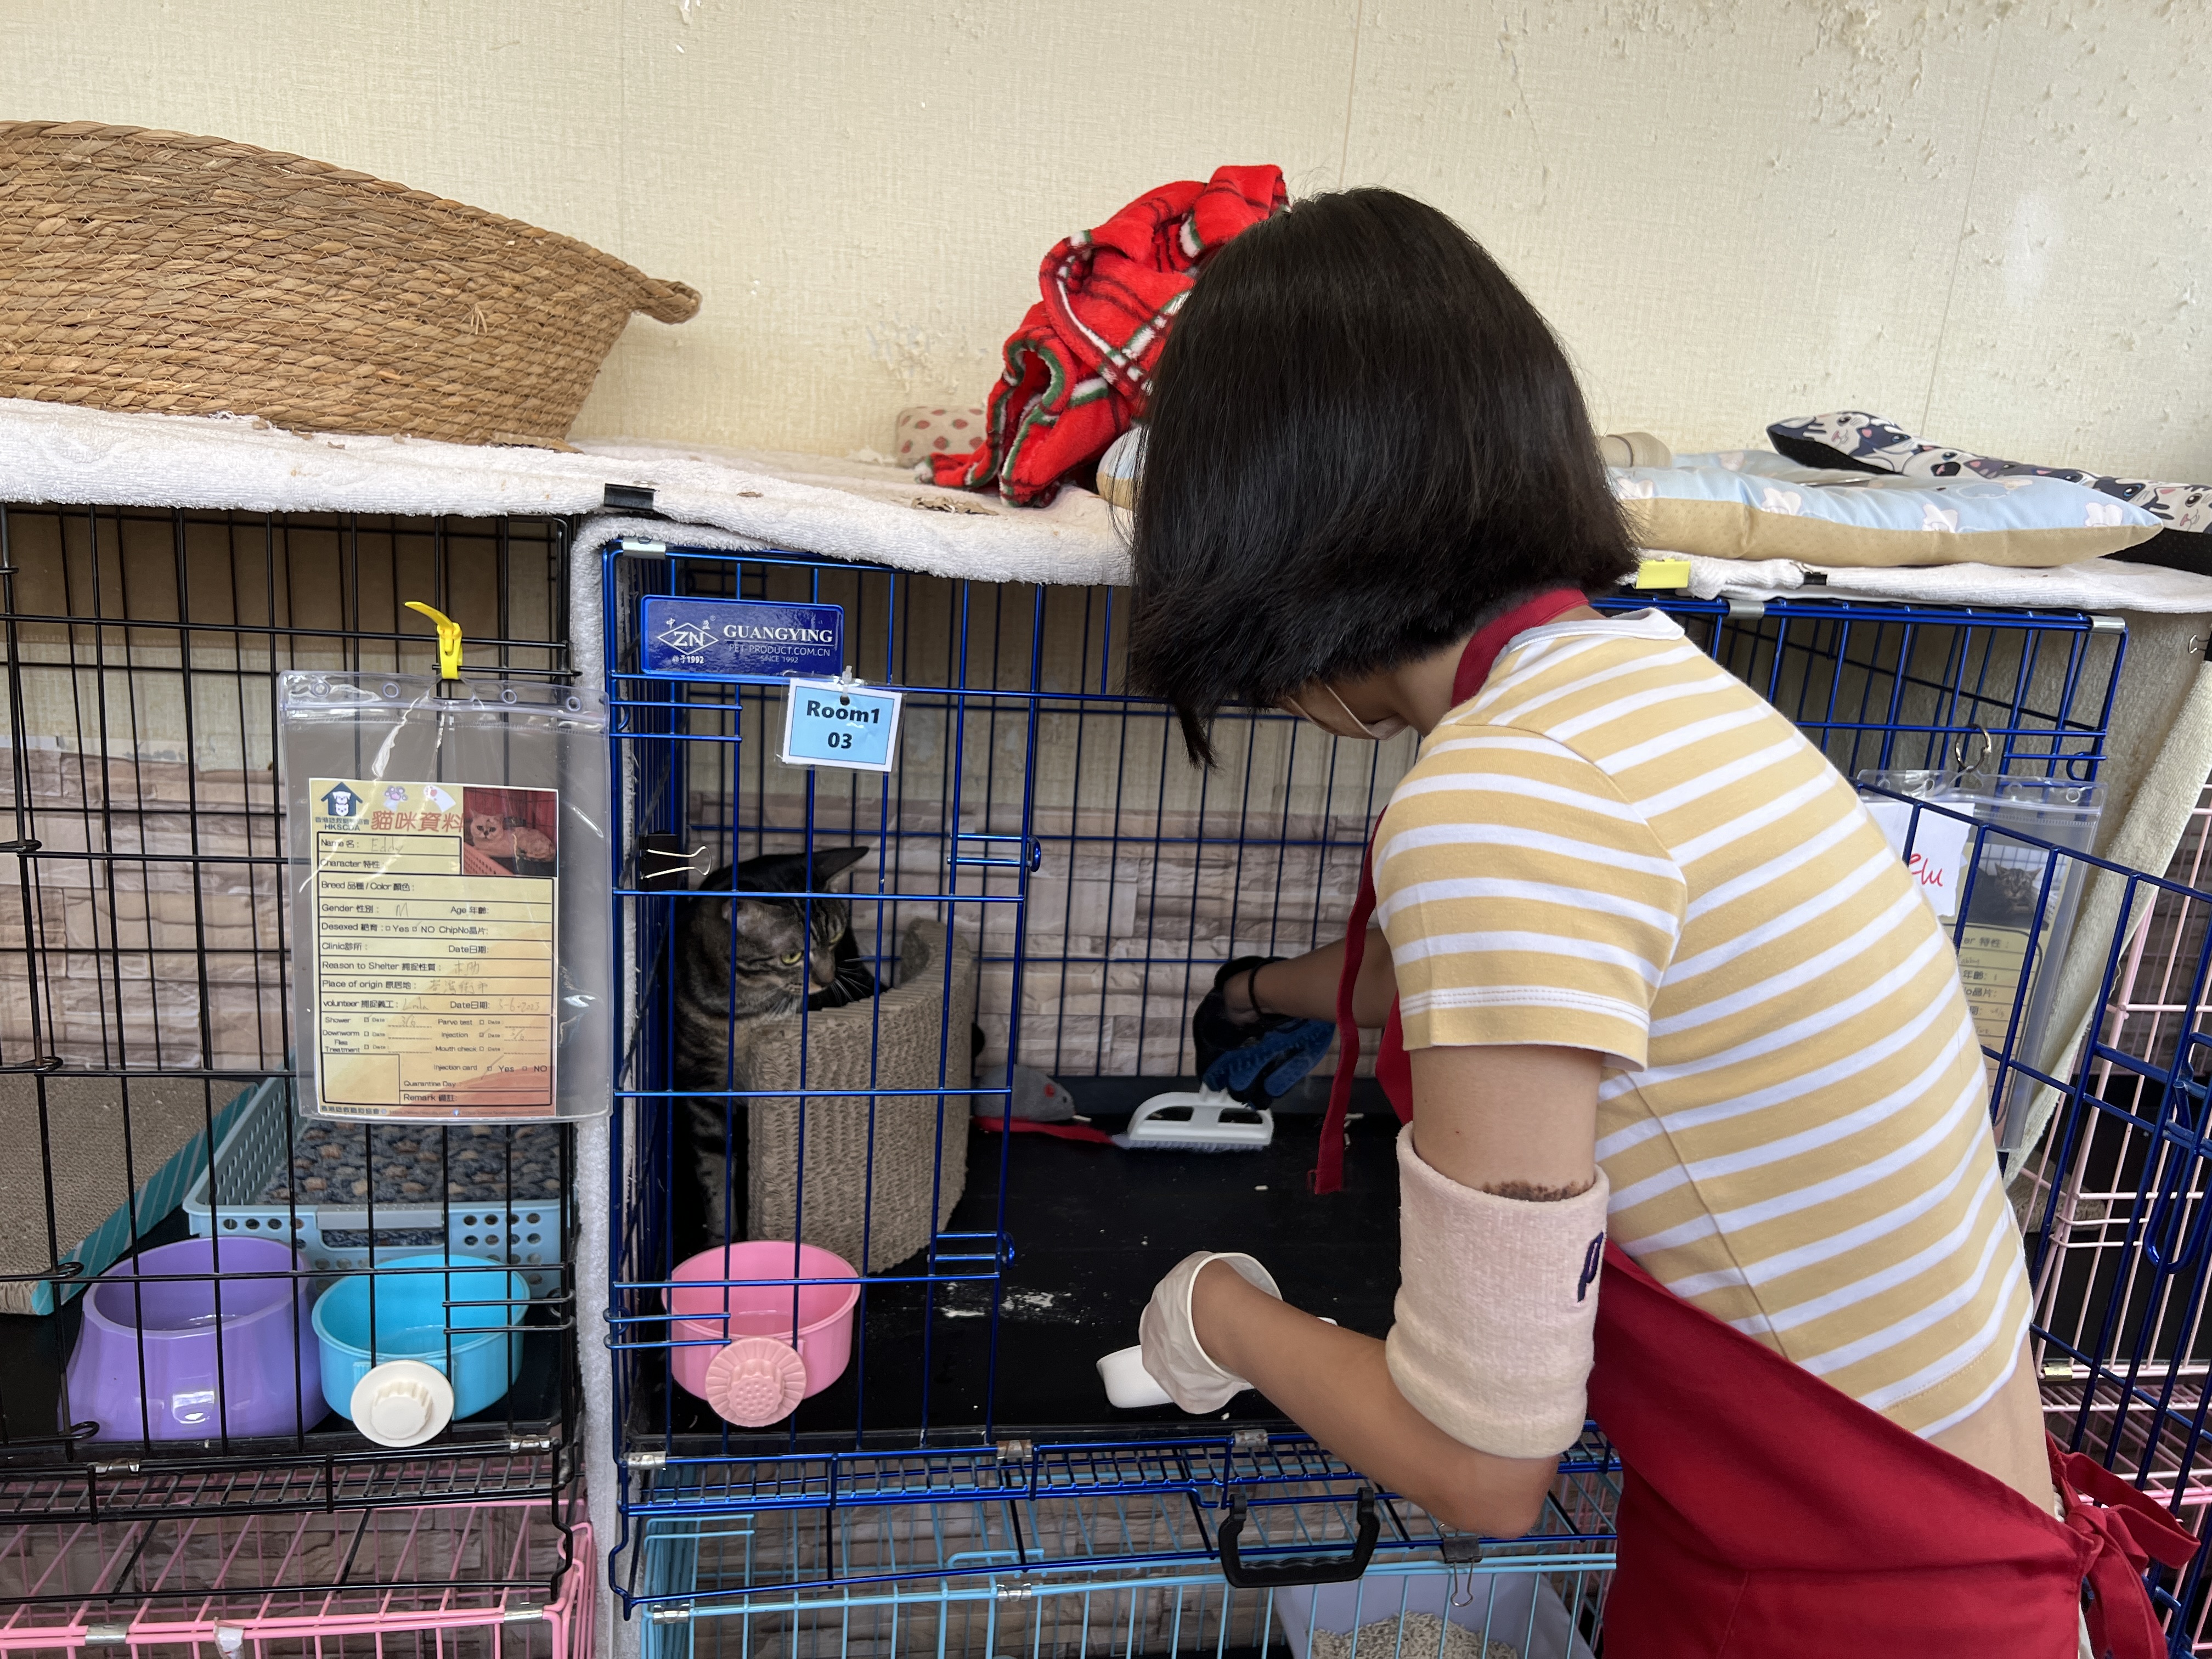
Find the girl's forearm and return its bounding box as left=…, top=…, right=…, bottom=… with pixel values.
left=1190, top=1260, right=1558, bottom=1538
left=1232, top=930, right=1396, bottom=1029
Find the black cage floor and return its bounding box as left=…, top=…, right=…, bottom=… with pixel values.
left=641, top=1092, right=1407, bottom=1448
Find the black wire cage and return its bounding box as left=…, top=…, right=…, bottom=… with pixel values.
left=0, top=503, right=583, bottom=1612
left=599, top=536, right=2185, bottom=1654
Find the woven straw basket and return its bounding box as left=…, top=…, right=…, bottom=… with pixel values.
left=0, top=121, right=699, bottom=446
left=741, top=920, right=976, bottom=1274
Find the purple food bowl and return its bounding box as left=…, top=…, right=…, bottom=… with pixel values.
left=64, top=1237, right=324, bottom=1441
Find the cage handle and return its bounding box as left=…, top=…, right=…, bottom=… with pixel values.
left=1216, top=1487, right=1378, bottom=1589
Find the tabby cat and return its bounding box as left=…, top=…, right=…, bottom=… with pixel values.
left=671, top=844, right=876, bottom=1245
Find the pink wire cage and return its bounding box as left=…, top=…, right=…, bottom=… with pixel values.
left=0, top=1496, right=591, bottom=1657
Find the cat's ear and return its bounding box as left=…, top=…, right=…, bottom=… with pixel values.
left=728, top=844, right=872, bottom=892
left=730, top=849, right=811, bottom=893
left=808, top=845, right=873, bottom=887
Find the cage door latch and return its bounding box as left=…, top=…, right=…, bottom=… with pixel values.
left=949, top=834, right=1043, bottom=873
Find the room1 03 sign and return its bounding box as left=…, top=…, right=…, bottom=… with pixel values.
left=781, top=678, right=903, bottom=772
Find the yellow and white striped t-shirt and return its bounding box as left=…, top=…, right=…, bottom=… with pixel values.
left=1374, top=610, right=2028, bottom=1437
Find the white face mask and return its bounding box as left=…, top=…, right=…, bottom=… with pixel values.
left=1282, top=685, right=1409, bottom=742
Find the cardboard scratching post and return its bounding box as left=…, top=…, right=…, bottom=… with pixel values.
left=742, top=921, right=975, bottom=1273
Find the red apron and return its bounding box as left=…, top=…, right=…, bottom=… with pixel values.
left=1318, top=590, right=2198, bottom=1657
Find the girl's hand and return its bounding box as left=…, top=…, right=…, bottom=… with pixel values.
left=1184, top=1255, right=1562, bottom=1539
left=1137, top=1251, right=1280, bottom=1411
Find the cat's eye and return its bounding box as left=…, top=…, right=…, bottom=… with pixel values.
left=781, top=951, right=803, bottom=965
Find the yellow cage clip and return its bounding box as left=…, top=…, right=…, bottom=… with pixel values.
left=403, top=601, right=466, bottom=682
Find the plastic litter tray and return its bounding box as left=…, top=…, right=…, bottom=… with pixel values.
left=184, top=1078, right=567, bottom=1295
left=1274, top=1571, right=1595, bottom=1659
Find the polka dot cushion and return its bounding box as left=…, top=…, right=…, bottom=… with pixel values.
left=896, top=404, right=987, bottom=467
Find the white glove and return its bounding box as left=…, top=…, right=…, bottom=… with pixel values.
left=1137, top=1250, right=1281, bottom=1413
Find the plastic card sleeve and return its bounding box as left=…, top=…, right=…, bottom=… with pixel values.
left=1859, top=770, right=2102, bottom=1158
left=278, top=673, right=611, bottom=1122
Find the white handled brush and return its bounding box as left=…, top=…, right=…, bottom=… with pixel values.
left=1112, top=1086, right=1274, bottom=1152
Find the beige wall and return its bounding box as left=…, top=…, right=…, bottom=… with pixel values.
left=3, top=0, right=2206, bottom=478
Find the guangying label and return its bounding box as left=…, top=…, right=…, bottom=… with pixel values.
left=638, top=596, right=845, bottom=681
left=311, top=778, right=558, bottom=1118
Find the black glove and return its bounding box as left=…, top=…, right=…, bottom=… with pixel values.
left=1192, top=956, right=1332, bottom=1108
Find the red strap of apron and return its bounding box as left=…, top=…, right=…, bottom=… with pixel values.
left=1311, top=586, right=1590, bottom=1194
left=2052, top=1443, right=2199, bottom=1659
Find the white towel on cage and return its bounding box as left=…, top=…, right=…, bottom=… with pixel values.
left=0, top=397, right=1129, bottom=586
left=12, top=396, right=2212, bottom=612
left=1658, top=549, right=2212, bottom=616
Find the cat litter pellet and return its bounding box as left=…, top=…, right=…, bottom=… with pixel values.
left=263, top=1120, right=564, bottom=1206
left=1306, top=1613, right=1517, bottom=1659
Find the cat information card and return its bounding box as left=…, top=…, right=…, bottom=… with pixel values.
left=308, top=777, right=559, bottom=1118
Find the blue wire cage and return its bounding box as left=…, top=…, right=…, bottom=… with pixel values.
left=602, top=540, right=2212, bottom=1652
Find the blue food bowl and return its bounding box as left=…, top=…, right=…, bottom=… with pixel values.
left=310, top=1252, right=527, bottom=1426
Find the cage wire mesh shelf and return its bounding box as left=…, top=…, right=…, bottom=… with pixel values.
left=0, top=1452, right=574, bottom=1530
left=0, top=1492, right=591, bottom=1656
left=602, top=536, right=2177, bottom=1641
left=0, top=503, right=581, bottom=1509
left=632, top=1446, right=1614, bottom=1659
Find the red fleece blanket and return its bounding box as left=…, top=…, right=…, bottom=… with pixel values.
left=932, top=165, right=1286, bottom=506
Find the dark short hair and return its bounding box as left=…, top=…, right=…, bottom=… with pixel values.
left=1127, top=188, right=1635, bottom=763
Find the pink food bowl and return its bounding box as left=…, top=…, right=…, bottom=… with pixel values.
left=664, top=1243, right=859, bottom=1426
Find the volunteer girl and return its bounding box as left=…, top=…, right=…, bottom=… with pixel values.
left=1124, top=188, right=2190, bottom=1657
